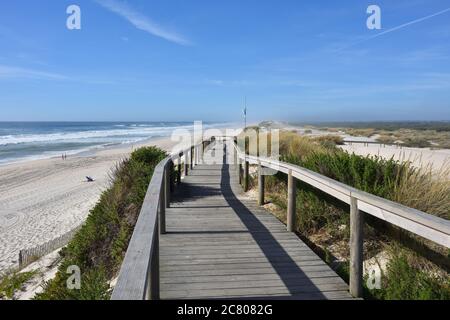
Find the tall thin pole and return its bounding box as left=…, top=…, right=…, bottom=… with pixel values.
left=243, top=97, right=247, bottom=184
left=244, top=96, right=247, bottom=130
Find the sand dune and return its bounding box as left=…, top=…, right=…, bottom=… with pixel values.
left=0, top=137, right=177, bottom=273
left=340, top=143, right=450, bottom=174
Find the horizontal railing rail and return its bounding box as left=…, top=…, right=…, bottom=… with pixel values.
left=222, top=135, right=450, bottom=298
left=111, top=138, right=212, bottom=300
left=344, top=140, right=404, bottom=147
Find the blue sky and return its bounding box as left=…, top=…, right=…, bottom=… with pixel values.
left=0, top=0, right=450, bottom=122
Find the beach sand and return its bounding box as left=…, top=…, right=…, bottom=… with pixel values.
left=340, top=143, right=450, bottom=173
left=0, top=136, right=178, bottom=273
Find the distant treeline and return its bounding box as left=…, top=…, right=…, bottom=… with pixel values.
left=291, top=121, right=450, bottom=132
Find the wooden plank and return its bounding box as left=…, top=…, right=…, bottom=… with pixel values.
left=160, top=261, right=333, bottom=273
left=161, top=271, right=341, bottom=284
left=162, top=284, right=350, bottom=299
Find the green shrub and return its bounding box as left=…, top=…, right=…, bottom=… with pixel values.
left=0, top=270, right=38, bottom=299
left=34, top=146, right=167, bottom=300
left=374, top=252, right=450, bottom=300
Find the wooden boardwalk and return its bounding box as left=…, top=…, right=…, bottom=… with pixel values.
left=160, top=141, right=353, bottom=300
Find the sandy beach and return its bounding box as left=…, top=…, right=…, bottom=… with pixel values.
left=0, top=136, right=178, bottom=273
left=339, top=144, right=450, bottom=174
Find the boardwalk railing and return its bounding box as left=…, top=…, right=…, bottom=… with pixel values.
left=111, top=138, right=211, bottom=300
left=227, top=136, right=450, bottom=298
left=344, top=140, right=404, bottom=148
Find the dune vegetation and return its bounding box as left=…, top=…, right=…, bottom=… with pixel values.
left=301, top=121, right=450, bottom=149
left=241, top=130, right=450, bottom=300
left=34, top=146, right=167, bottom=300
left=0, top=270, right=38, bottom=299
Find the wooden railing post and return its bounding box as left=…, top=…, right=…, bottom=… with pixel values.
left=350, top=196, right=364, bottom=298
left=287, top=169, right=296, bottom=232
left=258, top=161, right=265, bottom=206
left=149, top=227, right=160, bottom=300
left=195, top=146, right=198, bottom=166
left=237, top=158, right=241, bottom=184
left=244, top=137, right=250, bottom=191
left=243, top=159, right=249, bottom=192
left=159, top=178, right=166, bottom=234
left=177, top=153, right=182, bottom=184
left=170, top=161, right=175, bottom=193
left=233, top=139, right=240, bottom=182
left=195, top=146, right=198, bottom=165
left=190, top=146, right=194, bottom=170
left=184, top=152, right=189, bottom=176
left=164, top=164, right=171, bottom=209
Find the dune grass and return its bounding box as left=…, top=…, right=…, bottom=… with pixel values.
left=0, top=270, right=39, bottom=300
left=295, top=121, right=450, bottom=148
left=34, top=146, right=167, bottom=300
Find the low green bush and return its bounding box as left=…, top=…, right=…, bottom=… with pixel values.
left=373, top=250, right=450, bottom=300
left=0, top=270, right=38, bottom=299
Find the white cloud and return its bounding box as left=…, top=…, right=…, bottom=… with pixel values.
left=0, top=65, right=67, bottom=80
left=95, top=0, right=191, bottom=46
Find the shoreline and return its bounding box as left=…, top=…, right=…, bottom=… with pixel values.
left=0, top=121, right=241, bottom=167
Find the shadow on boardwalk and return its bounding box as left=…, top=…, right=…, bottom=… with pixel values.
left=218, top=144, right=326, bottom=298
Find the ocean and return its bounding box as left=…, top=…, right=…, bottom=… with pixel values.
left=0, top=122, right=229, bottom=165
